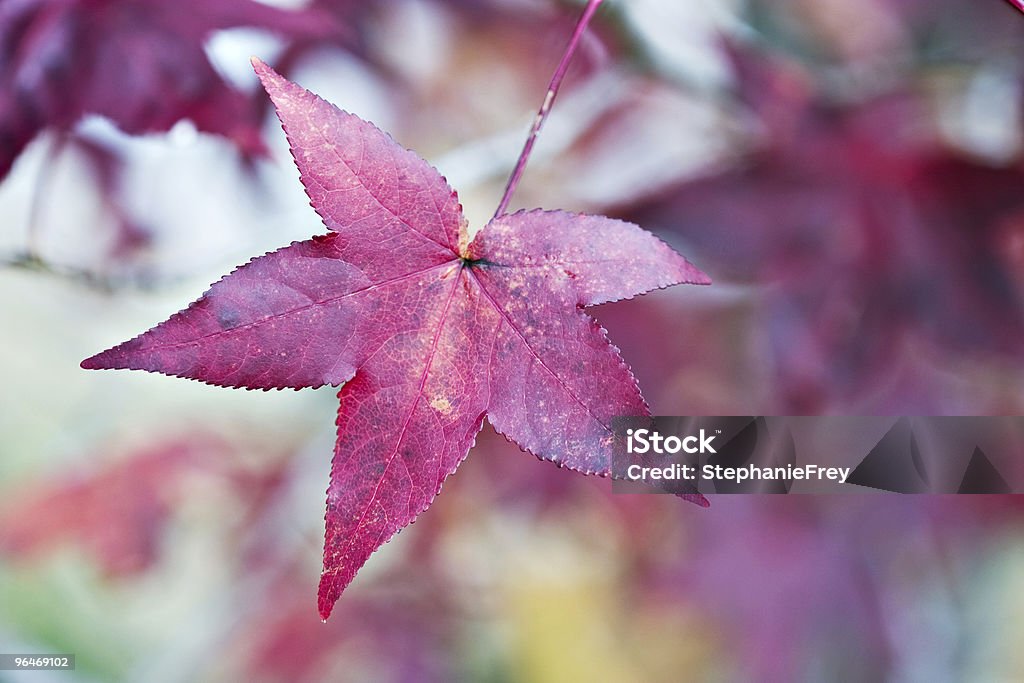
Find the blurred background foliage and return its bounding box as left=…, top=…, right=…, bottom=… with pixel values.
left=2, top=0, right=1024, bottom=681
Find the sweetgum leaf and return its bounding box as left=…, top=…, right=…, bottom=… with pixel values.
left=83, top=59, right=710, bottom=619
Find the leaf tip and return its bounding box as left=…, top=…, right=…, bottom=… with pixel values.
left=317, top=577, right=338, bottom=621
left=673, top=253, right=712, bottom=287
left=251, top=56, right=283, bottom=93
left=80, top=353, right=105, bottom=370
left=678, top=492, right=711, bottom=507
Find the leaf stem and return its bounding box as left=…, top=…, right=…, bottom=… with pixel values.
left=493, top=0, right=604, bottom=219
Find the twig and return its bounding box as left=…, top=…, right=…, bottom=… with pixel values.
left=0, top=250, right=176, bottom=292
left=493, top=0, right=605, bottom=218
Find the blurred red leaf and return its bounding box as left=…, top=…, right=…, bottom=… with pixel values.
left=0, top=438, right=212, bottom=575
left=0, top=434, right=288, bottom=576
left=618, top=42, right=1024, bottom=411
left=82, top=60, right=709, bottom=618
left=0, top=0, right=341, bottom=179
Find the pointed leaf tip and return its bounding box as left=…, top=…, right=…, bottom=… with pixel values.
left=81, top=349, right=117, bottom=370
left=318, top=576, right=331, bottom=620
left=691, top=266, right=712, bottom=286
left=689, top=493, right=711, bottom=508
left=251, top=57, right=285, bottom=93
left=251, top=56, right=276, bottom=78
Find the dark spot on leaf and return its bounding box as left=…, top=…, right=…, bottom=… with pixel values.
left=217, top=306, right=242, bottom=330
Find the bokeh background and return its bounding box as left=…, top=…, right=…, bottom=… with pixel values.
left=2, top=0, right=1024, bottom=680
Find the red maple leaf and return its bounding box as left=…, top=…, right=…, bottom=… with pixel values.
left=0, top=0, right=339, bottom=179
left=82, top=59, right=709, bottom=619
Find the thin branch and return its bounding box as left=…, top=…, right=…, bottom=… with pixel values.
left=493, top=0, right=604, bottom=219
left=0, top=250, right=177, bottom=292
